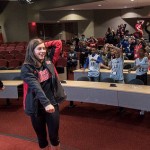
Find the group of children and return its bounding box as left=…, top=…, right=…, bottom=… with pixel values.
left=82, top=44, right=149, bottom=85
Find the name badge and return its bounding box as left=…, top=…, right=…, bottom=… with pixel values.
left=112, top=72, right=117, bottom=75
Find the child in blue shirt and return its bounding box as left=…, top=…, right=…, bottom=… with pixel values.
left=83, top=47, right=108, bottom=82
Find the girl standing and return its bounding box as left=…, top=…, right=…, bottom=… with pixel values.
left=129, top=48, right=149, bottom=85
left=108, top=45, right=124, bottom=83
left=83, top=47, right=108, bottom=82
left=21, top=39, right=65, bottom=150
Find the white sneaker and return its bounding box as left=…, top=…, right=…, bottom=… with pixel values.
left=140, top=110, right=145, bottom=116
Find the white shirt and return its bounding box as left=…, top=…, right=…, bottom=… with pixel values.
left=88, top=54, right=100, bottom=77
left=109, top=57, right=124, bottom=81
left=135, top=57, right=148, bottom=75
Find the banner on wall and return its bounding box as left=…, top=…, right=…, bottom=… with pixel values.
left=0, top=26, right=4, bottom=43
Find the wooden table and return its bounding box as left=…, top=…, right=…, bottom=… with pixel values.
left=62, top=80, right=150, bottom=111
left=0, top=80, right=23, bottom=105
left=74, top=69, right=150, bottom=85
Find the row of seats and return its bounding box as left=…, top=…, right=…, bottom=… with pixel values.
left=0, top=42, right=27, bottom=47
left=0, top=50, right=26, bottom=55
left=0, top=46, right=26, bottom=51
left=0, top=53, right=25, bottom=59
left=0, top=59, right=23, bottom=70
left=0, top=42, right=28, bottom=52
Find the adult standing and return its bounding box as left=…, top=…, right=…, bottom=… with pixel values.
left=145, top=22, right=150, bottom=42
left=135, top=20, right=144, bottom=38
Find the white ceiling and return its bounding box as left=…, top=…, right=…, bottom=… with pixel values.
left=45, top=0, right=150, bottom=11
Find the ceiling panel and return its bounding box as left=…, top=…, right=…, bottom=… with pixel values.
left=42, top=0, right=150, bottom=11
left=1, top=0, right=150, bottom=10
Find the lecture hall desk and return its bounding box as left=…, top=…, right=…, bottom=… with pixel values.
left=74, top=69, right=150, bottom=85
left=124, top=60, right=134, bottom=67
left=62, top=80, right=150, bottom=111
left=0, top=80, right=23, bottom=105
left=0, top=70, right=21, bottom=80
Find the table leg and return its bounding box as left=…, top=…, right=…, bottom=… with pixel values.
left=6, top=99, right=11, bottom=106
left=69, top=101, right=76, bottom=108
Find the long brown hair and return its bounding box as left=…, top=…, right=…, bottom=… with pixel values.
left=24, top=38, right=45, bottom=67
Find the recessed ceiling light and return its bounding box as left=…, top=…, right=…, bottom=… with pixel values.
left=131, top=0, right=134, bottom=1
left=71, top=8, right=75, bottom=10
left=98, top=4, right=102, bottom=7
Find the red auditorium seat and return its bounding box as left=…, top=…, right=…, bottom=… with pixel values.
left=97, top=37, right=105, bottom=46
left=6, top=46, right=15, bottom=52
left=21, top=50, right=26, bottom=54
left=56, top=57, right=67, bottom=67
left=4, top=54, right=15, bottom=59
left=0, top=54, right=4, bottom=59
left=10, top=50, right=20, bottom=54
left=18, top=58, right=24, bottom=66
left=16, top=42, right=27, bottom=47
left=8, top=43, right=16, bottom=47
left=0, top=47, right=6, bottom=51
left=15, top=46, right=25, bottom=51
left=15, top=53, right=25, bottom=59
left=0, top=44, right=7, bottom=47
left=0, top=50, right=10, bottom=55
left=8, top=59, right=20, bottom=69
left=0, top=59, right=8, bottom=69
left=63, top=45, right=70, bottom=52
left=63, top=51, right=68, bottom=58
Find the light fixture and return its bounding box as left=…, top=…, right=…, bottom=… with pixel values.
left=98, top=4, right=102, bottom=7
left=18, top=0, right=35, bottom=4
left=71, top=8, right=75, bottom=10
left=131, top=0, right=134, bottom=1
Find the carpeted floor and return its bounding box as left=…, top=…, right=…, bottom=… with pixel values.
left=0, top=73, right=150, bottom=150
left=0, top=134, right=38, bottom=150
left=0, top=99, right=150, bottom=150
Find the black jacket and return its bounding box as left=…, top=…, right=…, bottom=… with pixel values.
left=21, top=61, right=66, bottom=116
left=21, top=40, right=66, bottom=116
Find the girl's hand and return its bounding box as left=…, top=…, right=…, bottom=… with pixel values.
left=45, top=104, right=55, bottom=113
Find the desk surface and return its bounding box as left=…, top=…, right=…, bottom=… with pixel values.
left=124, top=60, right=134, bottom=63
left=2, top=80, right=23, bottom=86
left=73, top=69, right=137, bottom=74
left=62, top=80, right=150, bottom=94
left=0, top=70, right=21, bottom=73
